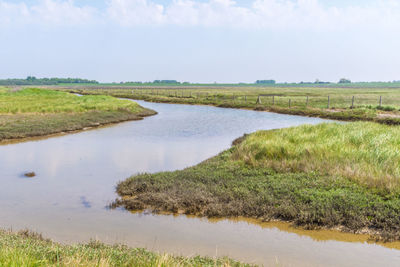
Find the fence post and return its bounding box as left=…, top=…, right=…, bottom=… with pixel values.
left=257, top=95, right=261, bottom=104
left=351, top=96, right=355, bottom=108
left=327, top=96, right=330, bottom=109
left=272, top=95, right=275, bottom=105
left=379, top=96, right=382, bottom=107
left=289, top=99, right=291, bottom=108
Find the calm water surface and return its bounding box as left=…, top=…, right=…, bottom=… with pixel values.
left=0, top=101, right=399, bottom=266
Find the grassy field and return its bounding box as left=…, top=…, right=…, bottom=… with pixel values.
left=55, top=85, right=400, bottom=125
left=0, top=230, right=249, bottom=267
left=113, top=122, right=400, bottom=241
left=0, top=88, right=155, bottom=141
left=0, top=87, right=143, bottom=113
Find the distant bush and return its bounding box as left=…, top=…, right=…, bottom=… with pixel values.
left=339, top=78, right=351, bottom=84
left=255, top=80, right=276, bottom=84
left=153, top=80, right=180, bottom=84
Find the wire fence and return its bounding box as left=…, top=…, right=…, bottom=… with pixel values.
left=72, top=87, right=399, bottom=110
left=124, top=90, right=394, bottom=110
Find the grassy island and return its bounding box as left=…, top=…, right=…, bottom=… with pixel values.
left=0, top=230, right=249, bottom=267
left=0, top=88, right=155, bottom=141
left=114, top=122, right=400, bottom=241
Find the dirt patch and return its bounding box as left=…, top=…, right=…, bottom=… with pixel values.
left=377, top=113, right=400, bottom=119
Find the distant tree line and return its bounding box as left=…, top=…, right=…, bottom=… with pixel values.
left=121, top=80, right=190, bottom=85
left=0, top=77, right=99, bottom=85
left=153, top=80, right=180, bottom=84
left=255, top=80, right=276, bottom=84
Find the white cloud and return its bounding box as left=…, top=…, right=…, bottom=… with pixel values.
left=107, top=0, right=164, bottom=26
left=0, top=2, right=30, bottom=25
left=31, top=0, right=97, bottom=25
left=1, top=0, right=400, bottom=31
left=104, top=0, right=400, bottom=30
left=0, top=0, right=97, bottom=27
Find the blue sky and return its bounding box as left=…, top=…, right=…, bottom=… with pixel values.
left=1, top=0, right=399, bottom=83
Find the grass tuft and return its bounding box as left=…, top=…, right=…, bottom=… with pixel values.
left=0, top=230, right=251, bottom=267
left=232, top=122, right=400, bottom=193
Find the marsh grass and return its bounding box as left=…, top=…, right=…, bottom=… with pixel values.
left=0, top=88, right=156, bottom=141
left=0, top=88, right=143, bottom=114
left=232, top=122, right=400, bottom=193
left=114, top=122, right=400, bottom=241
left=0, top=230, right=249, bottom=267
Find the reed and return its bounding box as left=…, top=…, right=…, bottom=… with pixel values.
left=232, top=122, right=400, bottom=193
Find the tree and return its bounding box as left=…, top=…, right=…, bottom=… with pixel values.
left=255, top=80, right=276, bottom=84
left=339, top=78, right=351, bottom=84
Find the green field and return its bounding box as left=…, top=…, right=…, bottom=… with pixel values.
left=0, top=88, right=155, bottom=141
left=0, top=88, right=144, bottom=114
left=57, top=85, right=400, bottom=124
left=0, top=230, right=249, bottom=267
left=114, top=122, right=400, bottom=241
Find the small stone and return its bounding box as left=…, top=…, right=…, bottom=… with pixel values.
left=24, top=172, right=36, bottom=178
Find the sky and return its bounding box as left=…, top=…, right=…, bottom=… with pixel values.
left=1, top=0, right=400, bottom=83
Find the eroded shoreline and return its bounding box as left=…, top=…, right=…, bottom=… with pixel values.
left=0, top=109, right=156, bottom=144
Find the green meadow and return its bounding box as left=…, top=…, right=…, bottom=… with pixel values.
left=0, top=88, right=143, bottom=114
left=0, top=88, right=155, bottom=141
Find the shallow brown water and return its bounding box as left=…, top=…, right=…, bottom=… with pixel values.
left=0, top=100, right=399, bottom=266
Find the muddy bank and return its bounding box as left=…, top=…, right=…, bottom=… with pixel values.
left=0, top=109, right=156, bottom=143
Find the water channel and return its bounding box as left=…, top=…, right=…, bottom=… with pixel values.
left=1, top=100, right=399, bottom=266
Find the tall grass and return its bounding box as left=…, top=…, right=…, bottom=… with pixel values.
left=0, top=230, right=248, bottom=267
left=232, top=122, right=400, bottom=193
left=0, top=88, right=142, bottom=114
